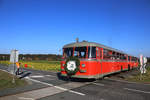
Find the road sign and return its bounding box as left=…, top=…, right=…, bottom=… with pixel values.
left=10, top=50, right=19, bottom=63
left=140, top=54, right=143, bottom=66
left=140, top=66, right=146, bottom=74
left=139, top=54, right=147, bottom=74
left=143, top=57, right=147, bottom=64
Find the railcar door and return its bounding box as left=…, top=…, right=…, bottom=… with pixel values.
left=96, top=47, right=103, bottom=77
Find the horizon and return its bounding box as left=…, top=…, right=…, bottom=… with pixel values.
left=0, top=0, right=150, bottom=57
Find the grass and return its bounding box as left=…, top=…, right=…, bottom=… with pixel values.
left=0, top=60, right=61, bottom=72
left=126, top=64, right=150, bottom=83
left=0, top=61, right=12, bottom=66
left=0, top=70, right=27, bottom=90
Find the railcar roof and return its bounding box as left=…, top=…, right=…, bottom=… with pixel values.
left=63, top=41, right=131, bottom=56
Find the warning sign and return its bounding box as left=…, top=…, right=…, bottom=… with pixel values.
left=10, top=50, right=19, bottom=63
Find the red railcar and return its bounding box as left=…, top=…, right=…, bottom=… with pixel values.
left=61, top=41, right=139, bottom=79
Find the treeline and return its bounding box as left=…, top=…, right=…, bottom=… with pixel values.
left=0, top=54, right=62, bottom=61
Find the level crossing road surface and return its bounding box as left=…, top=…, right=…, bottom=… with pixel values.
left=0, top=65, right=150, bottom=100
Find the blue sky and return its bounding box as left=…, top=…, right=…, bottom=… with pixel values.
left=0, top=0, right=150, bottom=57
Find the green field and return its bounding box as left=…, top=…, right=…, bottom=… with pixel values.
left=0, top=60, right=61, bottom=72
left=0, top=70, right=27, bottom=90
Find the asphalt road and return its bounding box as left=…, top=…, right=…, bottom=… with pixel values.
left=0, top=65, right=150, bottom=100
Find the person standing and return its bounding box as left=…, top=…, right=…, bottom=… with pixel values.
left=16, top=62, right=20, bottom=75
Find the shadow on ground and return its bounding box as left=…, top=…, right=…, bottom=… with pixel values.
left=18, top=71, right=31, bottom=79
left=56, top=72, right=96, bottom=82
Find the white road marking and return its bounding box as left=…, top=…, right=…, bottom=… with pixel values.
left=25, top=77, right=54, bottom=87
left=0, top=69, right=10, bottom=73
left=18, top=97, right=34, bottom=100
left=45, top=75, right=56, bottom=77
left=25, top=77, right=85, bottom=96
left=107, top=78, right=150, bottom=86
left=69, top=90, right=85, bottom=96
left=93, top=83, right=105, bottom=86
left=30, top=75, right=44, bottom=78
left=54, top=86, right=68, bottom=91
left=124, top=88, right=150, bottom=94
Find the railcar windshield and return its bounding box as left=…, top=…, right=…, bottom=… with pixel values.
left=74, top=47, right=87, bottom=58
left=63, top=47, right=96, bottom=58
left=63, top=48, right=73, bottom=58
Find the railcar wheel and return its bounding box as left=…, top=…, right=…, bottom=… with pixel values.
left=128, top=65, right=130, bottom=71
left=121, top=66, right=123, bottom=72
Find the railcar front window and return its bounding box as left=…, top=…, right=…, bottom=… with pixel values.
left=63, top=48, right=73, bottom=58
left=64, top=47, right=96, bottom=58
left=74, top=47, right=87, bottom=58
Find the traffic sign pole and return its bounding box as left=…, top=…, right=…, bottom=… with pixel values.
left=139, top=55, right=147, bottom=80
left=10, top=50, right=19, bottom=84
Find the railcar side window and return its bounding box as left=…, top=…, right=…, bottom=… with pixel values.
left=103, top=49, right=112, bottom=59
left=123, top=55, right=127, bottom=60
left=96, top=48, right=100, bottom=57
left=88, top=47, right=96, bottom=58
left=91, top=47, right=96, bottom=58
left=112, top=52, right=116, bottom=59
left=103, top=49, right=107, bottom=59
left=120, top=54, right=126, bottom=60
left=100, top=48, right=102, bottom=59
left=131, top=57, right=137, bottom=61
left=128, top=56, right=130, bottom=61
left=116, top=53, right=120, bottom=60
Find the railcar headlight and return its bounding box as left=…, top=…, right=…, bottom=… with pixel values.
left=82, top=64, right=85, bottom=67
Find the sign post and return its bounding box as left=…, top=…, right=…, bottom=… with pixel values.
left=10, top=50, right=19, bottom=83
left=139, top=54, right=147, bottom=80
